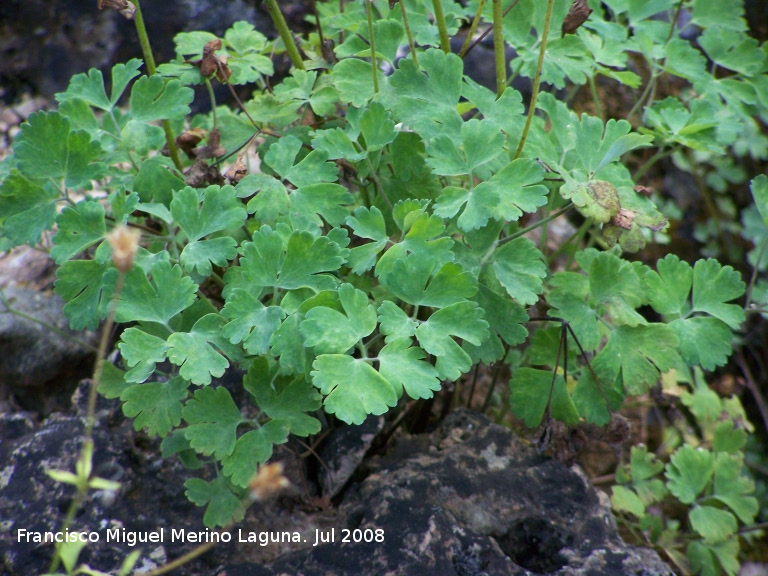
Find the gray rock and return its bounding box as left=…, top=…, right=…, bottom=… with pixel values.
left=0, top=284, right=98, bottom=414
left=262, top=409, right=674, bottom=576
left=1, top=393, right=674, bottom=575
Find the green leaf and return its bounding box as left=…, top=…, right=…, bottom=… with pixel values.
left=691, top=259, right=745, bottom=330
left=666, top=444, right=715, bottom=505
left=509, top=368, right=579, bottom=427
left=167, top=314, right=230, bottom=385
left=0, top=172, right=58, bottom=246
left=50, top=201, right=106, bottom=264
left=185, top=476, right=244, bottom=528
left=386, top=49, right=463, bottom=139
left=244, top=357, right=322, bottom=436
left=118, top=327, right=171, bottom=383
left=415, top=301, right=489, bottom=380
left=426, top=119, right=504, bottom=176
left=611, top=485, right=646, bottom=518
left=55, top=259, right=115, bottom=330
left=181, top=237, right=238, bottom=277
left=713, top=420, right=747, bottom=454
left=713, top=452, right=758, bottom=524
left=689, top=506, right=737, bottom=544
left=331, top=58, right=381, bottom=107
left=644, top=254, right=693, bottom=316
left=226, top=226, right=344, bottom=294
left=56, top=59, right=142, bottom=111
left=270, top=313, right=311, bottom=375
left=14, top=111, right=106, bottom=188
left=670, top=317, right=736, bottom=371
left=597, top=324, right=680, bottom=395
left=222, top=420, right=290, bottom=487
left=588, top=252, right=646, bottom=326
left=311, top=355, right=397, bottom=425
left=378, top=338, right=441, bottom=399
left=129, top=76, right=193, bottom=122
left=346, top=206, right=388, bottom=273
left=170, top=185, right=247, bottom=241
left=382, top=252, right=476, bottom=307
left=122, top=377, right=188, bottom=437
left=183, top=386, right=243, bottom=459
left=300, top=283, right=376, bottom=354
left=221, top=290, right=284, bottom=355
left=572, top=113, right=652, bottom=174
left=691, top=0, right=748, bottom=32
left=377, top=300, right=418, bottom=343
left=492, top=237, right=547, bottom=307
left=290, top=183, right=354, bottom=229
left=750, top=175, right=768, bottom=227
left=116, top=260, right=197, bottom=324
left=475, top=284, right=529, bottom=347
left=360, top=101, right=397, bottom=152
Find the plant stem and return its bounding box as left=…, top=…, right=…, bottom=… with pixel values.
left=366, top=0, right=380, bottom=94
left=264, top=0, right=306, bottom=70
left=431, top=0, right=451, bottom=53
left=459, top=0, right=485, bottom=58
left=131, top=0, right=183, bottom=172
left=398, top=0, right=419, bottom=67
left=498, top=203, right=574, bottom=248
left=514, top=0, right=555, bottom=159
left=492, top=0, right=506, bottom=97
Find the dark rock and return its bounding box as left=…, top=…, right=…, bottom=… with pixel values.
left=319, top=414, right=384, bottom=499
left=1, top=392, right=673, bottom=575
left=0, top=284, right=98, bottom=414
left=0, top=0, right=260, bottom=101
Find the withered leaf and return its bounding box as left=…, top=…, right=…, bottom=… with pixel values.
left=192, top=128, right=226, bottom=159
left=224, top=152, right=248, bottom=184
left=176, top=127, right=207, bottom=159
left=562, top=0, right=592, bottom=36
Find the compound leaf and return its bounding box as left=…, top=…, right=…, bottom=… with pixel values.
left=244, top=357, right=322, bottom=436
left=183, top=386, right=243, bottom=459
left=221, top=289, right=285, bottom=355
left=222, top=420, right=290, bottom=488
left=310, top=355, right=397, bottom=425
left=492, top=237, right=547, bottom=307
left=0, top=172, right=59, bottom=246
left=415, top=301, right=489, bottom=380
left=713, top=452, right=758, bottom=524
left=118, top=327, right=171, bottom=383
left=184, top=476, right=244, bottom=528
left=300, top=283, right=376, bottom=354
left=51, top=201, right=106, bottom=264
left=170, top=185, right=247, bottom=242
left=692, top=259, right=745, bottom=330
left=167, top=314, right=230, bottom=385
left=14, top=111, right=106, bottom=188
left=116, top=260, right=197, bottom=324
left=666, top=444, right=715, bottom=505
left=509, top=367, right=579, bottom=428
left=129, top=76, right=193, bottom=122
left=122, top=377, right=188, bottom=437
left=378, top=338, right=441, bottom=399
left=55, top=259, right=115, bottom=330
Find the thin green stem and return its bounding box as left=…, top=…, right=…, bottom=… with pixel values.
left=459, top=0, right=486, bottom=58
left=514, top=0, right=555, bottom=159
left=132, top=0, right=183, bottom=172
left=492, top=0, right=506, bottom=97
left=49, top=269, right=125, bottom=573
left=588, top=75, right=603, bottom=122
left=633, top=146, right=673, bottom=182
left=464, top=0, right=520, bottom=58
left=744, top=235, right=768, bottom=309
left=264, top=0, right=306, bottom=70
left=366, top=0, right=380, bottom=94
left=431, top=0, right=451, bottom=53
left=398, top=0, right=419, bottom=67
left=498, top=203, right=574, bottom=248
